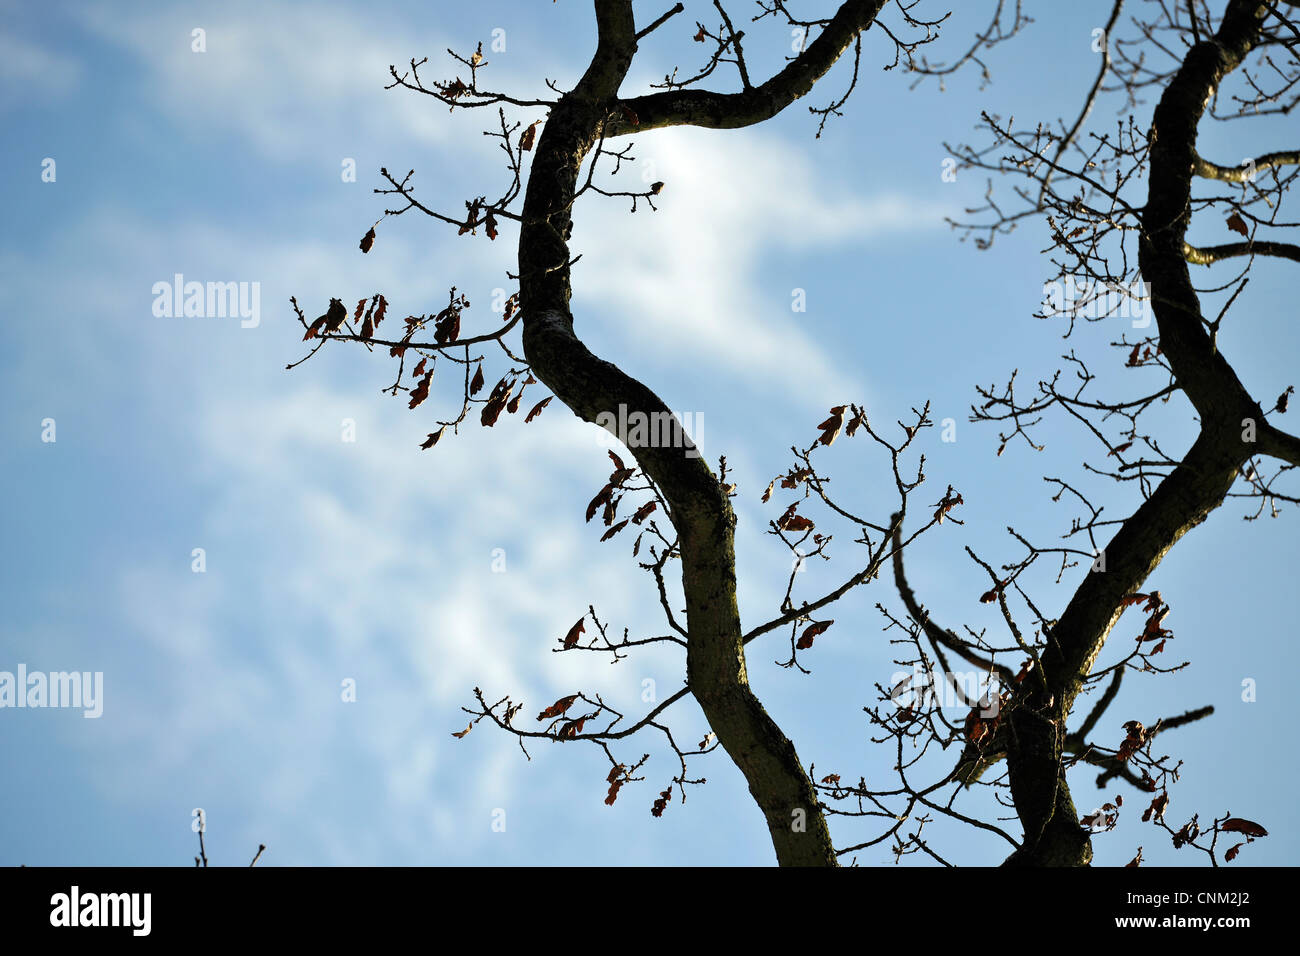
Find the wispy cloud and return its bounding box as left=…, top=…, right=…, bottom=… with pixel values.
left=0, top=32, right=82, bottom=107
left=0, top=190, right=695, bottom=861
left=80, top=2, right=464, bottom=161
left=573, top=126, right=955, bottom=407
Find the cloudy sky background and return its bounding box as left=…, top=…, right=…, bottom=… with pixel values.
left=1, top=0, right=1296, bottom=866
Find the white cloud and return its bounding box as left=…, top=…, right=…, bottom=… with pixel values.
left=2, top=192, right=698, bottom=861
left=572, top=125, right=955, bottom=407
left=96, top=374, right=676, bottom=848
left=80, top=2, right=468, bottom=161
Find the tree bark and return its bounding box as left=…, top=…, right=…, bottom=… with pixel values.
left=999, top=0, right=1271, bottom=866
left=515, top=1, right=892, bottom=865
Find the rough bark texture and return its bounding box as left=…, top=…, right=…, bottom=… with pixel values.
left=999, top=0, right=1271, bottom=866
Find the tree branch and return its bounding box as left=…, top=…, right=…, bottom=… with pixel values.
left=611, top=0, right=887, bottom=134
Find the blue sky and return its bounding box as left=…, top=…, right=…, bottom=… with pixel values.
left=1, top=0, right=1296, bottom=866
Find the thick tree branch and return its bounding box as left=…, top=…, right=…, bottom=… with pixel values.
left=1193, top=148, right=1300, bottom=180
left=1258, top=421, right=1300, bottom=465
left=610, top=0, right=887, bottom=134
left=1184, top=238, right=1300, bottom=264
left=1000, top=0, right=1274, bottom=867
left=511, top=0, right=900, bottom=866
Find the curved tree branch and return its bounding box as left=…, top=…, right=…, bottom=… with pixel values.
left=1000, top=0, right=1275, bottom=867
left=609, top=0, right=887, bottom=135
left=514, top=0, right=888, bottom=866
